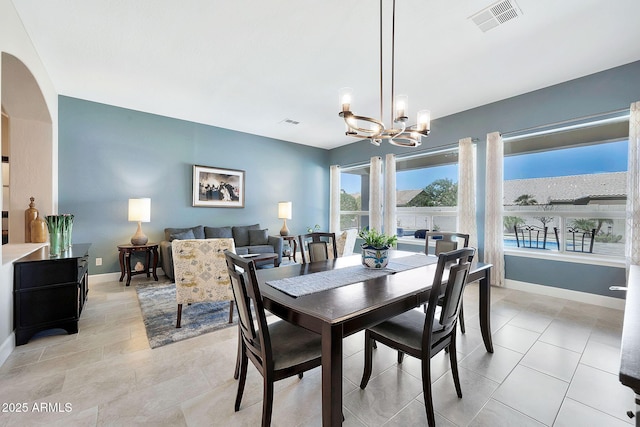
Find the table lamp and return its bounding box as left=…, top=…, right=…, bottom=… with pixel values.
left=278, top=201, right=292, bottom=236
left=128, top=198, right=150, bottom=245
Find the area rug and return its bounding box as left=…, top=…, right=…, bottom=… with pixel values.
left=135, top=282, right=236, bottom=349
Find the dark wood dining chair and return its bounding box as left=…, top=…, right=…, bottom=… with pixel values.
left=359, top=247, right=475, bottom=427
left=298, top=232, right=338, bottom=264
left=424, top=231, right=469, bottom=256
left=424, top=231, right=470, bottom=333
left=224, top=251, right=322, bottom=427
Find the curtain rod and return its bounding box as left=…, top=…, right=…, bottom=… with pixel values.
left=338, top=138, right=478, bottom=170
left=501, top=107, right=630, bottom=140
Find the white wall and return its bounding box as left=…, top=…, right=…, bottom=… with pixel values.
left=8, top=117, right=53, bottom=243
left=0, top=0, right=58, bottom=366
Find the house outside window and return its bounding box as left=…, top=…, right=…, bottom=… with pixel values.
left=503, top=112, right=629, bottom=260
left=339, top=149, right=459, bottom=242
left=395, top=152, right=458, bottom=240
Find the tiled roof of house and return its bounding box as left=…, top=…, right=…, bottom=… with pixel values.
left=397, top=189, right=424, bottom=206
left=503, top=172, right=626, bottom=205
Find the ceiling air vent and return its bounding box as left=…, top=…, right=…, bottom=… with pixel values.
left=469, top=0, right=522, bottom=32
left=280, top=118, right=300, bottom=126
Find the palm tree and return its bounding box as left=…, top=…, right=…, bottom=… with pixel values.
left=595, top=218, right=614, bottom=235
left=514, top=194, right=538, bottom=205
left=570, top=218, right=597, bottom=232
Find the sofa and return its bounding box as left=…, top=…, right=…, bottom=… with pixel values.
left=159, top=224, right=283, bottom=280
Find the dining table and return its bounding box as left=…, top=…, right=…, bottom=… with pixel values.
left=256, top=250, right=493, bottom=427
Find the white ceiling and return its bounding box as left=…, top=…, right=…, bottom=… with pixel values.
left=11, top=0, right=640, bottom=150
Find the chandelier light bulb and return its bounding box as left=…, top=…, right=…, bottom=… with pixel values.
left=417, top=109, right=431, bottom=132
left=339, top=87, right=353, bottom=112
left=395, top=95, right=408, bottom=121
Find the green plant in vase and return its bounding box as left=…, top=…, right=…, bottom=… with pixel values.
left=306, top=224, right=321, bottom=233
left=45, top=215, right=64, bottom=257
left=359, top=228, right=397, bottom=269
left=62, top=214, right=74, bottom=250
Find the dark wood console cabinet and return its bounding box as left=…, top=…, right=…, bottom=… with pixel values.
left=13, top=243, right=91, bottom=345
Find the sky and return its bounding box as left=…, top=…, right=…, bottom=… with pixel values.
left=341, top=140, right=628, bottom=193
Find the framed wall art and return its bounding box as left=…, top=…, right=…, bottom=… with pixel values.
left=192, top=165, right=245, bottom=208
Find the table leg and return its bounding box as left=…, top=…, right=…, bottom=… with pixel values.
left=151, top=247, right=159, bottom=281
left=125, top=252, right=133, bottom=287
left=479, top=268, right=494, bottom=353
left=145, top=250, right=151, bottom=278
left=322, top=322, right=343, bottom=426
left=292, top=239, right=298, bottom=263
left=118, top=249, right=125, bottom=282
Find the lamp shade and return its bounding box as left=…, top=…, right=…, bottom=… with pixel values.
left=128, top=198, right=151, bottom=222
left=278, top=201, right=292, bottom=220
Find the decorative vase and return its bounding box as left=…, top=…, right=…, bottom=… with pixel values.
left=30, top=214, right=48, bottom=243
left=361, top=245, right=390, bottom=269
left=61, top=214, right=74, bottom=250
left=24, top=197, right=38, bottom=242
left=49, top=231, right=62, bottom=257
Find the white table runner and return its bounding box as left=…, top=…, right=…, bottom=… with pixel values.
left=266, top=254, right=437, bottom=298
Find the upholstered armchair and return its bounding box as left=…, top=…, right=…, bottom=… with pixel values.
left=335, top=229, right=358, bottom=257
left=171, top=238, right=236, bottom=328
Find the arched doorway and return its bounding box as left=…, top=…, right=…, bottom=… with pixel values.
left=1, top=52, right=53, bottom=245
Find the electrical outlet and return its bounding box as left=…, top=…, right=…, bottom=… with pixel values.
left=96, top=257, right=102, bottom=266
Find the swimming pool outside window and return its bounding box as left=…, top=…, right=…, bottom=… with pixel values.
left=502, top=111, right=628, bottom=260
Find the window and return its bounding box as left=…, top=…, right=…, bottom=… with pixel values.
left=339, top=169, right=365, bottom=230
left=339, top=148, right=459, bottom=241
left=503, top=112, right=628, bottom=258
left=395, top=151, right=458, bottom=238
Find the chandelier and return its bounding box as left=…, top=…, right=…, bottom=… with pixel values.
left=338, top=0, right=430, bottom=148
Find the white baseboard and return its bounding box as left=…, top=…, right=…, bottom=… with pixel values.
left=88, top=271, right=121, bottom=284
left=504, top=279, right=625, bottom=310
left=0, top=332, right=15, bottom=368
left=89, top=268, right=166, bottom=284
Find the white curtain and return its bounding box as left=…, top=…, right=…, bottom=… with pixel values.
left=369, top=156, right=383, bottom=232
left=626, top=101, right=640, bottom=269
left=329, top=165, right=341, bottom=233
left=484, top=131, right=505, bottom=286
left=384, top=153, right=397, bottom=237
left=457, top=137, right=478, bottom=249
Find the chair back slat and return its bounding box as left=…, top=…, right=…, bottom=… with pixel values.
left=298, top=232, right=338, bottom=264
left=424, top=247, right=475, bottom=339
left=308, top=241, right=329, bottom=262
left=225, top=251, right=272, bottom=363
left=425, top=232, right=470, bottom=256
left=439, top=262, right=471, bottom=330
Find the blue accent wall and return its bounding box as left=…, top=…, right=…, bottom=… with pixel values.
left=505, top=256, right=627, bottom=297
left=58, top=61, right=640, bottom=295
left=58, top=96, right=329, bottom=274
left=328, top=60, right=640, bottom=298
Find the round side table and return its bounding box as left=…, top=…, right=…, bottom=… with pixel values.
left=282, top=236, right=298, bottom=262
left=117, top=243, right=159, bottom=286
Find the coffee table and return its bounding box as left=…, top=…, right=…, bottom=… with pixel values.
left=240, top=252, right=279, bottom=267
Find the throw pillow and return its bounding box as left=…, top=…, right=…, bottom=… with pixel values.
left=204, top=226, right=233, bottom=239
left=232, top=224, right=260, bottom=247
left=170, top=229, right=196, bottom=240
left=248, top=229, right=269, bottom=246
left=165, top=225, right=204, bottom=241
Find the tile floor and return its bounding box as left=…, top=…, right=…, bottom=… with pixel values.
left=0, top=276, right=634, bottom=426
